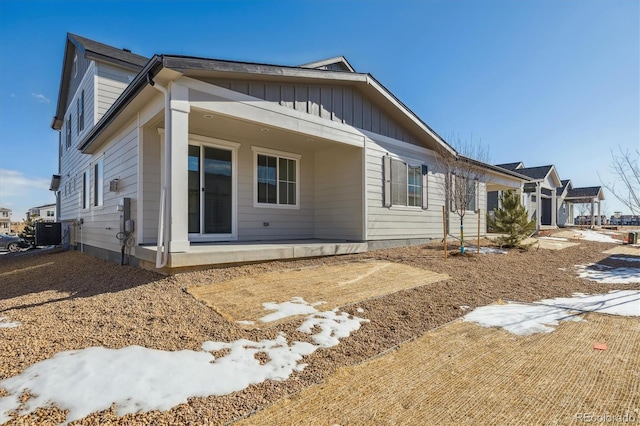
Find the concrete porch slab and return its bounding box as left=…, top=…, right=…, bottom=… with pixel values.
left=135, top=239, right=369, bottom=271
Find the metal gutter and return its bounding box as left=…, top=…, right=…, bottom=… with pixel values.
left=458, top=155, right=533, bottom=181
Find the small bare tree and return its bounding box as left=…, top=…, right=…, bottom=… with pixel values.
left=599, top=147, right=640, bottom=215
left=436, top=135, right=489, bottom=253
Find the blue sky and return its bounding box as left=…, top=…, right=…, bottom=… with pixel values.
left=0, top=0, right=638, bottom=221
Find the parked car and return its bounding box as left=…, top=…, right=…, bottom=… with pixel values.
left=0, top=233, right=28, bottom=252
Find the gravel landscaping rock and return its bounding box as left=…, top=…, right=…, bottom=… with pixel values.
left=0, top=238, right=637, bottom=424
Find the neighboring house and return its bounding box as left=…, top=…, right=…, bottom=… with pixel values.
left=0, top=207, right=11, bottom=233
left=28, top=203, right=57, bottom=222
left=490, top=162, right=604, bottom=229
left=51, top=33, right=525, bottom=271
left=610, top=215, right=640, bottom=226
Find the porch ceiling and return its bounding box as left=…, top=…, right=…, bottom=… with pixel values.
left=486, top=183, right=521, bottom=192
left=188, top=107, right=354, bottom=152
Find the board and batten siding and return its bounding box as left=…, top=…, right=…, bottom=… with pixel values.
left=197, top=78, right=421, bottom=146
left=365, top=137, right=446, bottom=240
left=95, top=63, right=137, bottom=121
left=314, top=146, right=363, bottom=240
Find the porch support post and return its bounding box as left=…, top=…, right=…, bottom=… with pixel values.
left=597, top=200, right=601, bottom=226
left=590, top=199, right=595, bottom=229
left=535, top=183, right=541, bottom=230
left=168, top=83, right=190, bottom=252
left=551, top=190, right=557, bottom=227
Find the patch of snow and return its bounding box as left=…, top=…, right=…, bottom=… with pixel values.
left=259, top=297, right=325, bottom=323
left=573, top=230, right=621, bottom=244
left=538, top=291, right=640, bottom=317
left=575, top=263, right=640, bottom=284
left=609, top=256, right=640, bottom=263
left=464, top=290, right=640, bottom=336
left=0, top=303, right=368, bottom=424
left=356, top=307, right=364, bottom=313
left=538, top=236, right=569, bottom=241
left=236, top=320, right=255, bottom=325
left=0, top=318, right=19, bottom=328
left=459, top=305, right=470, bottom=311
left=466, top=246, right=508, bottom=254
left=298, top=309, right=369, bottom=348
left=557, top=268, right=567, bottom=271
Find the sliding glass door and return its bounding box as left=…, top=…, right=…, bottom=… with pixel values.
left=188, top=141, right=236, bottom=240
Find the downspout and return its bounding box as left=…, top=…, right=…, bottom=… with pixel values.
left=147, top=73, right=170, bottom=269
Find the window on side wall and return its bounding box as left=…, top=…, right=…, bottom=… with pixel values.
left=79, top=90, right=85, bottom=132
left=82, top=170, right=90, bottom=210
left=93, top=159, right=103, bottom=207
left=384, top=156, right=428, bottom=209
left=76, top=98, right=80, bottom=135
left=253, top=148, right=300, bottom=208
left=66, top=115, right=72, bottom=149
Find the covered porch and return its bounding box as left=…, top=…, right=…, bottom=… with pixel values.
left=136, top=75, right=368, bottom=268
left=563, top=186, right=605, bottom=227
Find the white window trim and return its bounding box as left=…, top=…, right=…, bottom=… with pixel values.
left=93, top=157, right=104, bottom=209
left=81, top=169, right=90, bottom=211
left=73, top=55, right=78, bottom=77
left=186, top=134, right=240, bottom=242
left=252, top=146, right=301, bottom=210
left=387, top=154, right=427, bottom=210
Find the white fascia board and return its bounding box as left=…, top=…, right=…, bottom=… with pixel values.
left=361, top=129, right=437, bottom=157
left=548, top=166, right=562, bottom=187
left=483, top=170, right=526, bottom=188
left=180, top=76, right=365, bottom=148
left=365, top=76, right=456, bottom=157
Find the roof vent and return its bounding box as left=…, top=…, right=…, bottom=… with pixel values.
left=122, top=48, right=131, bottom=53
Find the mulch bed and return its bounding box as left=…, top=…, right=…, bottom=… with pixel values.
left=0, top=238, right=638, bottom=425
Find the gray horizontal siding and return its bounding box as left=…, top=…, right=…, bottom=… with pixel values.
left=142, top=128, right=161, bottom=244
left=314, top=146, right=363, bottom=240
left=95, top=63, right=137, bottom=121
left=365, top=137, right=449, bottom=240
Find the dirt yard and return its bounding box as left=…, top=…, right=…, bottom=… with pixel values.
left=0, top=236, right=638, bottom=425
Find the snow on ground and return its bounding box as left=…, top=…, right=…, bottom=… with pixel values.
left=259, top=297, right=325, bottom=323
left=573, top=230, right=621, bottom=244
left=609, top=256, right=640, bottom=263
left=0, top=298, right=367, bottom=424
left=464, top=290, right=640, bottom=336
left=298, top=310, right=368, bottom=347
left=575, top=263, right=640, bottom=284
left=0, top=317, right=19, bottom=328
left=465, top=246, right=508, bottom=254
left=538, top=236, right=569, bottom=241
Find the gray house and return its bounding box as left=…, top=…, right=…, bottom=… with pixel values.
left=489, top=162, right=604, bottom=229
left=52, top=34, right=524, bottom=271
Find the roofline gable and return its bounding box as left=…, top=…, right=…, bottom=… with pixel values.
left=80, top=54, right=457, bottom=156
left=52, top=33, right=149, bottom=129
left=299, top=56, right=356, bottom=72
